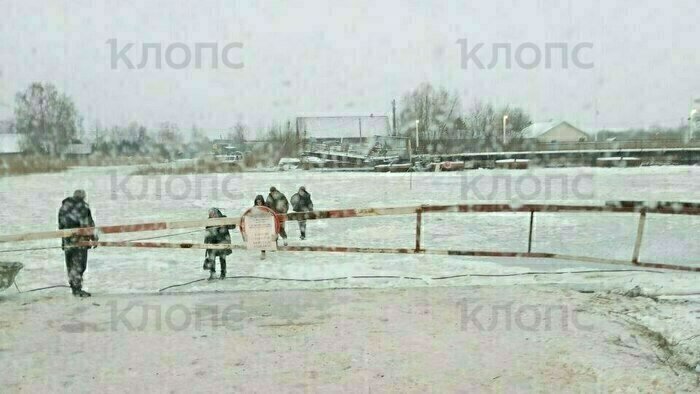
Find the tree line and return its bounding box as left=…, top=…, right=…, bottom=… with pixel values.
left=397, top=82, right=533, bottom=153
left=7, top=81, right=693, bottom=160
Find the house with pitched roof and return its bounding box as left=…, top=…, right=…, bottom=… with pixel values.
left=521, top=121, right=589, bottom=143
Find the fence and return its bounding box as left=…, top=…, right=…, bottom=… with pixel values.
left=0, top=202, right=698, bottom=272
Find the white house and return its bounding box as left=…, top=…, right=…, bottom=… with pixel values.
left=0, top=133, right=22, bottom=156
left=521, top=121, right=589, bottom=143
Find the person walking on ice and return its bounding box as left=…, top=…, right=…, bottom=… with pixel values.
left=58, top=189, right=98, bottom=297
left=203, top=208, right=235, bottom=280
left=266, top=186, right=289, bottom=246
left=290, top=186, right=313, bottom=240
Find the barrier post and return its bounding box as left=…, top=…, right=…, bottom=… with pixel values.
left=632, top=209, right=647, bottom=264
left=415, top=207, right=422, bottom=252
left=527, top=211, right=535, bottom=253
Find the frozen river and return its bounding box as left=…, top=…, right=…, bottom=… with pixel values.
left=0, top=165, right=698, bottom=294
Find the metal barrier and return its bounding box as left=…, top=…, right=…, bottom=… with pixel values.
left=1, top=202, right=698, bottom=272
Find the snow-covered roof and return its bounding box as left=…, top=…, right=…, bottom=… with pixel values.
left=298, top=116, right=390, bottom=139
left=0, top=133, right=22, bottom=154
left=521, top=121, right=563, bottom=138
left=521, top=120, right=590, bottom=139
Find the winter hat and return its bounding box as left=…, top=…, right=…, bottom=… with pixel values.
left=299, top=186, right=306, bottom=192
left=270, top=186, right=277, bottom=193
left=73, top=189, right=86, bottom=200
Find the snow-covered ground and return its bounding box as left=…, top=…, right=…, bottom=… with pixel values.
left=1, top=165, right=699, bottom=391
left=2, top=285, right=700, bottom=392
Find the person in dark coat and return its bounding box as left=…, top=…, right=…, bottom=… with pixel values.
left=254, top=194, right=266, bottom=207
left=266, top=186, right=289, bottom=246
left=253, top=194, right=268, bottom=259
left=58, top=189, right=98, bottom=297
left=203, top=208, right=235, bottom=280
left=290, top=186, right=314, bottom=240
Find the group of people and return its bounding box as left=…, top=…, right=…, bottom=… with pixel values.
left=204, top=185, right=314, bottom=280
left=57, top=186, right=314, bottom=296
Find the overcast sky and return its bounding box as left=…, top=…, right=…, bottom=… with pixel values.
left=0, top=0, right=698, bottom=138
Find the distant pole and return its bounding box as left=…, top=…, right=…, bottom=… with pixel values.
left=502, top=115, right=508, bottom=144
left=690, top=109, right=698, bottom=143
left=359, top=118, right=362, bottom=140
left=392, top=99, right=397, bottom=136
left=415, top=119, right=420, bottom=152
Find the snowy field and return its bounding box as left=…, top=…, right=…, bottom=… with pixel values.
left=1, top=166, right=699, bottom=391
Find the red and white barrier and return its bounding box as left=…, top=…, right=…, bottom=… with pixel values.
left=2, top=202, right=699, bottom=272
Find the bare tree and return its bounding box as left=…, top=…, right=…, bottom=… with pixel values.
left=398, top=83, right=461, bottom=148
left=461, top=101, right=532, bottom=146
left=14, top=82, right=80, bottom=155
left=229, top=121, right=247, bottom=146
left=157, top=122, right=182, bottom=145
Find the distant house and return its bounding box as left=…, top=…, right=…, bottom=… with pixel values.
left=62, top=139, right=93, bottom=156
left=0, top=119, right=15, bottom=134
left=521, top=121, right=589, bottom=143
left=0, top=119, right=21, bottom=156
left=296, top=115, right=391, bottom=141
left=0, top=134, right=93, bottom=156
left=0, top=133, right=22, bottom=156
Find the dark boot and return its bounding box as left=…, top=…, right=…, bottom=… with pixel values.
left=299, top=221, right=307, bottom=240
left=219, top=258, right=226, bottom=280
left=72, top=287, right=91, bottom=297
left=208, top=271, right=216, bottom=281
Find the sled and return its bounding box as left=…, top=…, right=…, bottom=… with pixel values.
left=0, top=262, right=23, bottom=292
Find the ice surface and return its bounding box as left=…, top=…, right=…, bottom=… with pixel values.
left=0, top=165, right=698, bottom=294
left=1, top=166, right=699, bottom=391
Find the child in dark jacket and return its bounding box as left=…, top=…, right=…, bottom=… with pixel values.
left=203, top=208, right=236, bottom=280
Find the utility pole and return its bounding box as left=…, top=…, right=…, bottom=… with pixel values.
left=392, top=99, right=397, bottom=136
left=689, top=109, right=698, bottom=143
left=358, top=118, right=362, bottom=140
left=415, top=119, right=420, bottom=152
